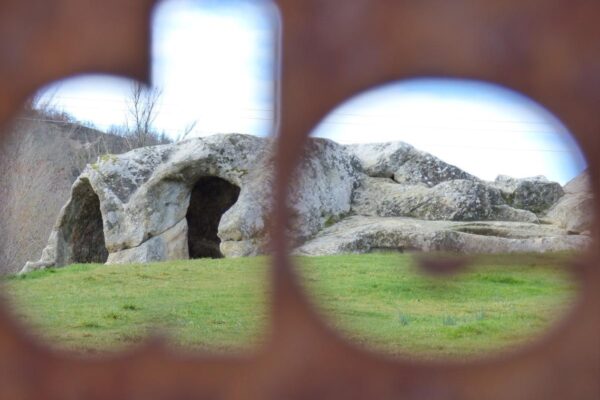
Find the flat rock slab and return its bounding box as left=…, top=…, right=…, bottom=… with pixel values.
left=295, top=216, right=591, bottom=256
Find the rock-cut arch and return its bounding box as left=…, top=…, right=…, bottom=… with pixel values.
left=186, top=176, right=241, bottom=258
left=60, top=178, right=108, bottom=264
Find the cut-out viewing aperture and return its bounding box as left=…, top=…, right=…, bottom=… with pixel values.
left=294, top=78, right=590, bottom=359
left=0, top=0, right=279, bottom=354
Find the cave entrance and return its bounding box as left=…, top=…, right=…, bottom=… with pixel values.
left=186, top=177, right=241, bottom=259
left=67, top=179, right=108, bottom=264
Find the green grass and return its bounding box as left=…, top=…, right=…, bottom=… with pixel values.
left=1, top=253, right=578, bottom=358
left=300, top=253, right=577, bottom=358
left=3, top=259, right=269, bottom=353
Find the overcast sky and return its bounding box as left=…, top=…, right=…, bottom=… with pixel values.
left=35, top=0, right=586, bottom=184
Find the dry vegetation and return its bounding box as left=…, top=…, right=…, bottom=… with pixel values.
left=0, top=85, right=175, bottom=274
left=0, top=109, right=129, bottom=273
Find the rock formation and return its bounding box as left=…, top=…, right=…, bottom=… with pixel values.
left=22, top=134, right=592, bottom=272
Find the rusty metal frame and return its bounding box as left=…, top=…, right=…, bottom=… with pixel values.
left=0, top=0, right=598, bottom=398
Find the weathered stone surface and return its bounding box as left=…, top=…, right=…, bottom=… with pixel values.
left=491, top=175, right=564, bottom=214
left=219, top=137, right=360, bottom=250
left=544, top=171, right=593, bottom=233
left=291, top=139, right=362, bottom=240
left=106, top=218, right=188, bottom=264
left=295, top=216, right=590, bottom=256
left=352, top=177, right=537, bottom=222
left=491, top=205, right=539, bottom=224
left=346, top=142, right=477, bottom=186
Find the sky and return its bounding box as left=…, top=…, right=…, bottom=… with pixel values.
left=34, top=0, right=586, bottom=184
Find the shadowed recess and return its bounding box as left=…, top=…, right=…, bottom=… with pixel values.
left=67, top=179, right=108, bottom=264
left=186, top=176, right=240, bottom=259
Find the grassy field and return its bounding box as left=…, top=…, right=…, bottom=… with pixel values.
left=1, top=253, right=577, bottom=358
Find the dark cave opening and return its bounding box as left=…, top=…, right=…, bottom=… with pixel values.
left=186, top=176, right=240, bottom=259
left=69, top=180, right=108, bottom=264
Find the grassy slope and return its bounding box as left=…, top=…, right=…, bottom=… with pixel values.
left=2, top=253, right=577, bottom=358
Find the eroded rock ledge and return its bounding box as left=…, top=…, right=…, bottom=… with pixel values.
left=22, top=134, right=592, bottom=272
left=295, top=216, right=590, bottom=255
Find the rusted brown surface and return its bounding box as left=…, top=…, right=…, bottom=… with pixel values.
left=0, top=0, right=598, bottom=398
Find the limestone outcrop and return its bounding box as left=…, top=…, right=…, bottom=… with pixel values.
left=22, top=135, right=591, bottom=272
left=22, top=134, right=360, bottom=272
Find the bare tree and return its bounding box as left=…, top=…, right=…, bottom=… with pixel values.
left=126, top=82, right=163, bottom=148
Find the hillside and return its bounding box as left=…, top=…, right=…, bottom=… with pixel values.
left=0, top=112, right=132, bottom=274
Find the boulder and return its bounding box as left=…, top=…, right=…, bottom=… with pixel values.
left=346, top=142, right=477, bottom=186
left=491, top=175, right=564, bottom=214
left=491, top=205, right=539, bottom=224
